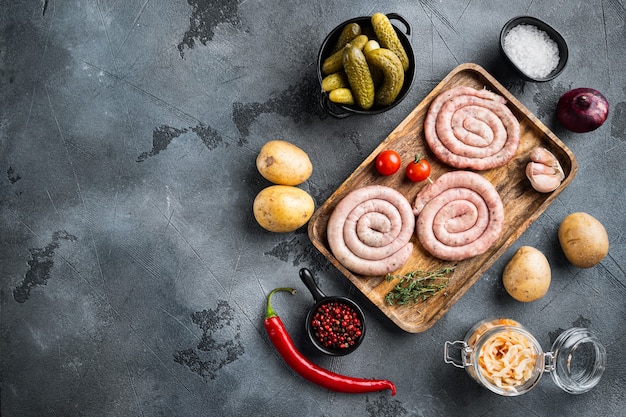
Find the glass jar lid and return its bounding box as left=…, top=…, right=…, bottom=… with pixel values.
left=547, top=327, right=607, bottom=394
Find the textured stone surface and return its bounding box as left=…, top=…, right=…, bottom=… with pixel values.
left=1, top=1, right=625, bottom=416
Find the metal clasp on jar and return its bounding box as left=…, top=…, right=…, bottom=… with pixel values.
left=444, top=340, right=472, bottom=368
left=543, top=351, right=556, bottom=373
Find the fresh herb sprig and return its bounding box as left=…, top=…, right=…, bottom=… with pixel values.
left=384, top=266, right=456, bottom=306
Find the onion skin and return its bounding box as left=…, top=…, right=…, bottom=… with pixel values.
left=557, top=88, right=609, bottom=133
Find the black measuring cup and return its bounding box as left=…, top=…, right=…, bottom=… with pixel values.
left=299, top=268, right=366, bottom=356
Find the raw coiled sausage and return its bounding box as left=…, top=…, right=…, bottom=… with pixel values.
left=327, top=185, right=414, bottom=276
left=424, top=86, right=520, bottom=170
left=413, top=171, right=504, bottom=261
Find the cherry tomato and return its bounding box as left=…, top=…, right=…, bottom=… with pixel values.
left=406, top=154, right=431, bottom=182
left=375, top=150, right=401, bottom=176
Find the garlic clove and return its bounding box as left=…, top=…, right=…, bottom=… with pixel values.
left=526, top=147, right=565, bottom=193
left=526, top=162, right=563, bottom=193
left=529, top=147, right=565, bottom=180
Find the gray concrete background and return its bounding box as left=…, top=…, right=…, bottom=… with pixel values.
left=1, top=0, right=625, bottom=416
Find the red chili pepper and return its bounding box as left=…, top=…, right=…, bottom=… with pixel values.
left=264, top=287, right=397, bottom=395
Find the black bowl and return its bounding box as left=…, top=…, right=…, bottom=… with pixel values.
left=499, top=16, right=568, bottom=82
left=317, top=13, right=415, bottom=118
left=300, top=268, right=366, bottom=356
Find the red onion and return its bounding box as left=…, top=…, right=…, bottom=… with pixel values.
left=557, top=88, right=609, bottom=133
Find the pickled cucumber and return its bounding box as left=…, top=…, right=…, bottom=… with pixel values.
left=371, top=13, right=409, bottom=72
left=363, top=39, right=380, bottom=54
left=321, top=72, right=349, bottom=92
left=363, top=39, right=383, bottom=87
left=365, top=48, right=404, bottom=106
left=322, top=34, right=368, bottom=75
left=328, top=88, right=355, bottom=105
left=343, top=45, right=375, bottom=109
left=332, top=23, right=362, bottom=52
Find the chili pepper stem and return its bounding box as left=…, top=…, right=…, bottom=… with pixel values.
left=265, top=287, right=296, bottom=319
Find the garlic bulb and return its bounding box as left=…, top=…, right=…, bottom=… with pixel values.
left=525, top=147, right=565, bottom=193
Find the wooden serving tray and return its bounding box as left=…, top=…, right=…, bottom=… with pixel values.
left=308, top=63, right=577, bottom=333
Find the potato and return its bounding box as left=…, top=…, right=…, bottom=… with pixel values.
left=502, top=246, right=551, bottom=302
left=558, top=212, right=609, bottom=268
left=253, top=185, right=315, bottom=233
left=256, top=140, right=312, bottom=186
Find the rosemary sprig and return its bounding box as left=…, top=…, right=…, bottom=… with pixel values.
left=384, top=266, right=456, bottom=306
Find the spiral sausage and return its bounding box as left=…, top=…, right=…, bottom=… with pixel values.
left=424, top=86, right=520, bottom=170
left=327, top=185, right=414, bottom=276
left=413, top=171, right=504, bottom=261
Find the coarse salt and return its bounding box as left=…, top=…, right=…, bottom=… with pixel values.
left=503, top=24, right=559, bottom=79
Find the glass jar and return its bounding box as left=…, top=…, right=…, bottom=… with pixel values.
left=444, top=318, right=606, bottom=396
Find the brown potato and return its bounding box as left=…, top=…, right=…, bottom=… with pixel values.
left=502, top=246, right=551, bottom=302
left=558, top=212, right=609, bottom=268
left=253, top=185, right=314, bottom=233
left=256, top=140, right=312, bottom=186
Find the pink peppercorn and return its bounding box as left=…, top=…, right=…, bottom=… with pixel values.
left=311, top=301, right=363, bottom=350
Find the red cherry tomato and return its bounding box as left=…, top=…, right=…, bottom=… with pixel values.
left=406, top=154, right=431, bottom=182
left=375, top=150, right=401, bottom=176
